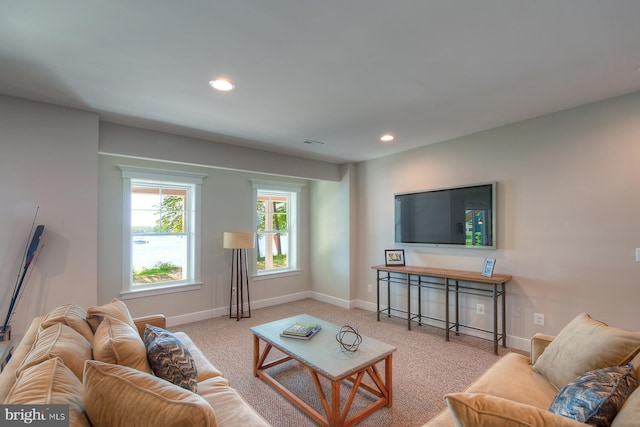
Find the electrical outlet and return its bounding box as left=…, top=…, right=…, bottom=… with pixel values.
left=367, top=284, right=373, bottom=293
left=476, top=304, right=485, bottom=314
left=636, top=248, right=640, bottom=263
left=534, top=313, right=545, bottom=326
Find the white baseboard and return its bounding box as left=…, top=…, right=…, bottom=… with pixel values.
left=166, top=308, right=220, bottom=327
left=166, top=292, right=531, bottom=352
left=311, top=291, right=352, bottom=309
left=351, top=299, right=531, bottom=352
left=506, top=335, right=531, bottom=353
left=353, top=299, right=377, bottom=311
left=166, top=291, right=312, bottom=327
left=250, top=291, right=312, bottom=310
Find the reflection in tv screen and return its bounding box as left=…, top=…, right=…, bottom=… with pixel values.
left=394, top=183, right=495, bottom=248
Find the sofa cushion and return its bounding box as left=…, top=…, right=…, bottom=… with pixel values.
left=17, top=322, right=92, bottom=381
left=93, top=316, right=152, bottom=373
left=86, top=298, right=136, bottom=333
left=612, top=389, right=640, bottom=427
left=533, top=313, right=640, bottom=390
left=463, top=352, right=558, bottom=409
left=173, top=331, right=225, bottom=383
left=144, top=325, right=197, bottom=392
left=83, top=360, right=217, bottom=427
left=612, top=353, right=640, bottom=426
left=40, top=303, right=94, bottom=344
left=550, top=364, right=637, bottom=427
left=5, top=357, right=91, bottom=427
left=198, top=377, right=271, bottom=427
left=445, top=392, right=587, bottom=427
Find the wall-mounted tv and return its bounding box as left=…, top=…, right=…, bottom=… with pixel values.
left=394, top=182, right=496, bottom=248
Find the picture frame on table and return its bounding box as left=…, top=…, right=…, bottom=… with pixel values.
left=384, top=249, right=405, bottom=266
left=481, top=258, right=496, bottom=277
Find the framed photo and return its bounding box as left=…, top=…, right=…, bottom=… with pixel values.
left=481, top=258, right=496, bottom=277
left=385, top=249, right=405, bottom=266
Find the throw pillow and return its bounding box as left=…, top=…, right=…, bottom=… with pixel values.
left=83, top=360, right=216, bottom=427
left=5, top=357, right=91, bottom=427
left=445, top=392, right=586, bottom=426
left=549, top=364, right=638, bottom=427
left=17, top=322, right=92, bottom=381
left=40, top=302, right=94, bottom=344
left=533, top=313, right=640, bottom=389
left=86, top=298, right=136, bottom=333
left=144, top=325, right=198, bottom=392
left=93, top=316, right=152, bottom=373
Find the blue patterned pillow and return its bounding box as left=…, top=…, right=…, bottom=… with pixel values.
left=549, top=363, right=637, bottom=427
left=144, top=325, right=198, bottom=393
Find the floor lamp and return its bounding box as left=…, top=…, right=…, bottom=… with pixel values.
left=224, top=232, right=255, bottom=321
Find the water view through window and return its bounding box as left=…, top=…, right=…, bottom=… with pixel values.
left=132, top=235, right=187, bottom=283
left=131, top=185, right=188, bottom=285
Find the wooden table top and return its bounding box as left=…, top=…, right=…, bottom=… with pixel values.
left=372, top=265, right=512, bottom=284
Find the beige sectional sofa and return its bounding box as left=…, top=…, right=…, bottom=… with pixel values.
left=425, top=313, right=640, bottom=427
left=0, top=299, right=270, bottom=427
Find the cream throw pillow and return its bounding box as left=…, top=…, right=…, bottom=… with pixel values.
left=86, top=298, right=136, bottom=333
left=83, top=360, right=217, bottom=427
left=93, top=316, right=152, bottom=373
left=40, top=302, right=94, bottom=344
left=5, top=357, right=91, bottom=427
left=445, top=393, right=586, bottom=427
left=533, top=313, right=640, bottom=390
left=17, top=322, right=92, bottom=381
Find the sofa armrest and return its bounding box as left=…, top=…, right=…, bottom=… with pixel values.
left=133, top=314, right=166, bottom=339
left=444, top=393, right=587, bottom=427
left=530, top=333, right=555, bottom=365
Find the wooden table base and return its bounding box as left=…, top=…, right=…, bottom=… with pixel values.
left=253, top=335, right=393, bottom=427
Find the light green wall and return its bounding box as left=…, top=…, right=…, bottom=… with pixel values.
left=310, top=164, right=356, bottom=306
left=98, top=153, right=311, bottom=321
left=0, top=96, right=98, bottom=337
left=355, top=91, right=640, bottom=348
left=4, top=90, right=640, bottom=346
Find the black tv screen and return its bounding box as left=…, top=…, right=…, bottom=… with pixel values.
left=394, top=183, right=495, bottom=248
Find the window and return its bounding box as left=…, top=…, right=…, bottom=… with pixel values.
left=252, top=180, right=303, bottom=277
left=120, top=166, right=206, bottom=297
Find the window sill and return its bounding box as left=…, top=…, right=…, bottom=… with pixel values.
left=252, top=269, right=301, bottom=282
left=120, top=282, right=202, bottom=300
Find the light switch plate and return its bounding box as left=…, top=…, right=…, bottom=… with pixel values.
left=636, top=248, right=640, bottom=263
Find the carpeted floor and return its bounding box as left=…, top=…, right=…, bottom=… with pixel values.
left=171, top=299, right=525, bottom=427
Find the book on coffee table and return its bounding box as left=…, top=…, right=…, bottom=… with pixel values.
left=281, top=322, right=321, bottom=340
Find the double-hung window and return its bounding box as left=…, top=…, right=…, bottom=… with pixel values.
left=252, top=180, right=303, bottom=277
left=120, top=166, right=206, bottom=298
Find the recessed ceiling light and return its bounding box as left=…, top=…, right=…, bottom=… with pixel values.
left=209, top=79, right=234, bottom=91
left=380, top=134, right=394, bottom=142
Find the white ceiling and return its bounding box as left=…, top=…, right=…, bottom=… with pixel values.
left=2, top=1, right=640, bottom=164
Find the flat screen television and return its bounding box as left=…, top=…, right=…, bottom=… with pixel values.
left=394, top=182, right=496, bottom=248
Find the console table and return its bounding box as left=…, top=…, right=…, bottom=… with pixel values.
left=372, top=265, right=512, bottom=354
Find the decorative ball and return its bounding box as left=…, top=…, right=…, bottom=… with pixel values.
left=335, top=325, right=362, bottom=352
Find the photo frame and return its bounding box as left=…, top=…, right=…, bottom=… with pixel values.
left=481, top=258, right=496, bottom=277
left=385, top=249, right=405, bottom=266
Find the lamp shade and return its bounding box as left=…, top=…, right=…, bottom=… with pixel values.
left=223, top=232, right=255, bottom=249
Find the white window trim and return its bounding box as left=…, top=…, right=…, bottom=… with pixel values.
left=119, top=165, right=206, bottom=298
left=251, top=180, right=304, bottom=278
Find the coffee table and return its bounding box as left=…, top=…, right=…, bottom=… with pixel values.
left=251, top=314, right=396, bottom=427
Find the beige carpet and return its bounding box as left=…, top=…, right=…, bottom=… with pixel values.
left=172, top=299, right=524, bottom=427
